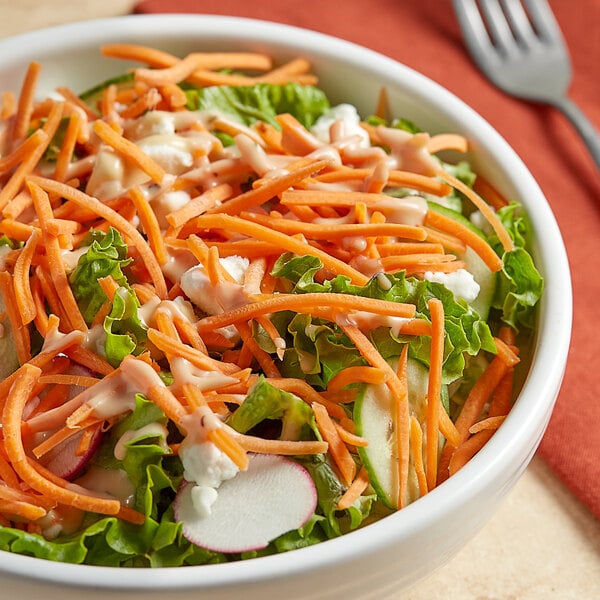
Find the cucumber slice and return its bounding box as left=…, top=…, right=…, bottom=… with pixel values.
left=354, top=358, right=431, bottom=508
left=461, top=246, right=497, bottom=320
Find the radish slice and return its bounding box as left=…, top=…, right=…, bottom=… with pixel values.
left=43, top=424, right=104, bottom=480
left=174, top=453, right=317, bottom=553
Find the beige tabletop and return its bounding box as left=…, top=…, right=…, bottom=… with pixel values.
left=0, top=1, right=599, bottom=597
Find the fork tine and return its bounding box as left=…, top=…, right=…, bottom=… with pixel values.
left=523, top=0, right=565, bottom=44
left=500, top=0, right=538, bottom=48
left=453, top=0, right=497, bottom=61
left=478, top=0, right=519, bottom=56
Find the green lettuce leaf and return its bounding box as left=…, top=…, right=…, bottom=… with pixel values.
left=271, top=254, right=495, bottom=383
left=184, top=82, right=330, bottom=130
left=69, top=227, right=132, bottom=324
left=103, top=287, right=148, bottom=367
left=227, top=376, right=318, bottom=440
left=489, top=202, right=544, bottom=330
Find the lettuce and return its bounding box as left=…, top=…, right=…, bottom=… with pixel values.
left=103, top=287, right=148, bottom=367
left=489, top=203, right=544, bottom=331
left=271, top=254, right=495, bottom=384
left=227, top=376, right=319, bottom=441
left=184, top=82, right=330, bottom=130
left=69, top=227, right=148, bottom=366
left=69, top=227, right=131, bottom=324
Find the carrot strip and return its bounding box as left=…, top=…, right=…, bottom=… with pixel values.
left=312, top=401, right=356, bottom=486
left=334, top=422, right=369, bottom=448
left=448, top=429, right=495, bottom=476
left=266, top=377, right=347, bottom=421
left=193, top=213, right=369, bottom=285
left=128, top=185, right=168, bottom=266
left=54, top=111, right=83, bottom=182
left=207, top=427, right=249, bottom=471
left=12, top=61, right=42, bottom=144
left=327, top=365, right=387, bottom=392
left=13, top=228, right=39, bottom=325
left=92, top=119, right=165, bottom=184
left=0, top=129, right=48, bottom=174
left=1, top=101, right=64, bottom=211
left=147, top=328, right=239, bottom=375
left=0, top=271, right=31, bottom=364
left=337, top=466, right=370, bottom=510
left=469, top=415, right=506, bottom=434
left=426, top=133, right=468, bottom=154
left=28, top=181, right=88, bottom=332
left=29, top=176, right=168, bottom=299
left=394, top=344, right=410, bottom=508
left=231, top=431, right=328, bottom=455
left=473, top=175, right=509, bottom=211
left=196, top=293, right=416, bottom=332
left=3, top=364, right=122, bottom=515
left=244, top=211, right=428, bottom=242
left=425, top=209, right=503, bottom=272
left=437, top=169, right=513, bottom=252
left=207, top=158, right=332, bottom=216
left=316, top=166, right=451, bottom=197
left=166, top=184, right=233, bottom=229
left=275, top=113, right=322, bottom=155
left=1, top=90, right=16, bottom=119
left=410, top=416, right=428, bottom=497
left=425, top=298, right=444, bottom=491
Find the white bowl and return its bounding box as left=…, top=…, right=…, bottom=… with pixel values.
left=0, top=14, right=572, bottom=600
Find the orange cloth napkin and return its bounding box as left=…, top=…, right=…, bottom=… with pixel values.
left=134, top=0, right=600, bottom=518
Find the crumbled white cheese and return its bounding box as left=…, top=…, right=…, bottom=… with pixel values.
left=311, top=103, right=370, bottom=147
left=424, top=268, right=480, bottom=303
left=180, top=440, right=240, bottom=518
left=180, top=255, right=249, bottom=315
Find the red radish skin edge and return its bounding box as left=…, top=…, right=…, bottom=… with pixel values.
left=43, top=424, right=104, bottom=481
left=174, top=453, right=318, bottom=553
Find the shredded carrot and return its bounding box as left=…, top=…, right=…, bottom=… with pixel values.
left=197, top=292, right=415, bottom=333
left=11, top=61, right=42, bottom=144
left=28, top=181, right=88, bottom=332
left=92, top=119, right=165, bottom=184
left=327, top=365, right=387, bottom=392
left=448, top=429, right=495, bottom=476
left=232, top=431, right=328, bottom=456
left=425, top=298, right=444, bottom=491
left=29, top=176, right=168, bottom=299
left=337, top=466, right=370, bottom=510
left=207, top=427, right=250, bottom=471
left=425, top=209, right=503, bottom=272
left=469, top=415, right=505, bottom=434
left=54, top=110, right=83, bottom=183
left=0, top=110, right=58, bottom=210
left=426, top=133, right=469, bottom=154
left=3, top=364, right=122, bottom=515
left=410, top=416, right=428, bottom=497
left=0, top=271, right=31, bottom=364
left=167, top=184, right=233, bottom=229
left=208, top=158, right=332, bottom=216
left=312, top=401, right=356, bottom=486
left=12, top=228, right=39, bottom=325
left=195, top=213, right=371, bottom=284
left=437, top=169, right=513, bottom=252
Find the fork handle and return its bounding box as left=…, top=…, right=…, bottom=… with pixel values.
left=551, top=97, right=600, bottom=171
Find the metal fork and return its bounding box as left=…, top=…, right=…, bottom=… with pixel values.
left=453, top=0, right=600, bottom=170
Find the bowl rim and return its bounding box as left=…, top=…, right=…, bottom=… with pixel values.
left=0, top=13, right=572, bottom=592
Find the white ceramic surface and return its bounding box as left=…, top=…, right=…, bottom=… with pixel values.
left=0, top=14, right=572, bottom=600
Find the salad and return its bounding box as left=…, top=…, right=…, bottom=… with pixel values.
left=0, top=44, right=543, bottom=566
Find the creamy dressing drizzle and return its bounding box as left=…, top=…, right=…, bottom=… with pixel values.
left=113, top=422, right=170, bottom=461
